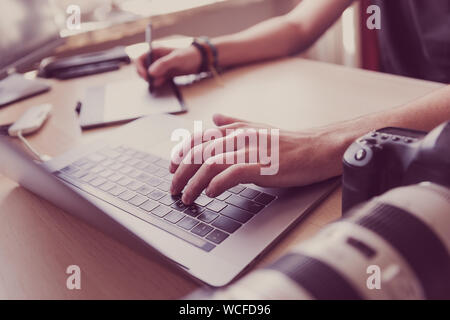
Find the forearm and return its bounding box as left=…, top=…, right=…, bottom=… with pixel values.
left=341, top=85, right=450, bottom=138
left=212, top=0, right=353, bottom=68
left=321, top=85, right=450, bottom=175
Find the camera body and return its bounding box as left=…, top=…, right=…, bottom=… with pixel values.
left=342, top=121, right=450, bottom=213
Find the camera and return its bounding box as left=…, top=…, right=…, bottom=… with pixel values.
left=342, top=121, right=450, bottom=213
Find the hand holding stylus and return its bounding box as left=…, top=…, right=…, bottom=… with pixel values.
left=135, top=39, right=202, bottom=89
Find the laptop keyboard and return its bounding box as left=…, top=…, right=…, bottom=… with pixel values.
left=55, top=145, right=276, bottom=252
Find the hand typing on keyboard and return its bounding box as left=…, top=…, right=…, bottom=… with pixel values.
left=169, top=114, right=342, bottom=205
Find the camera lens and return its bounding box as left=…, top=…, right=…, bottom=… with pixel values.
left=206, top=183, right=450, bottom=300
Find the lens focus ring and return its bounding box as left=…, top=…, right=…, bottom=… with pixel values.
left=267, top=253, right=362, bottom=300
left=353, top=203, right=450, bottom=299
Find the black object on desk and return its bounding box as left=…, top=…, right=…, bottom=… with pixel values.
left=38, top=46, right=130, bottom=79
left=0, top=123, right=12, bottom=136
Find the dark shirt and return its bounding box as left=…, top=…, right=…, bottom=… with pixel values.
left=372, top=0, right=450, bottom=83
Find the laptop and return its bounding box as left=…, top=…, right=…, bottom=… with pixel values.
left=0, top=114, right=339, bottom=286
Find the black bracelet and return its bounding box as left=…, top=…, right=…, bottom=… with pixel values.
left=191, top=40, right=208, bottom=73
left=199, top=36, right=219, bottom=71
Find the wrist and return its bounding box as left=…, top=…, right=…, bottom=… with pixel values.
left=185, top=45, right=203, bottom=73
left=306, top=124, right=361, bottom=176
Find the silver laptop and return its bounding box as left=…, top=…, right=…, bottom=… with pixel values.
left=0, top=114, right=338, bottom=286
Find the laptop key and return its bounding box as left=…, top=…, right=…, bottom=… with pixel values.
left=117, top=155, right=132, bottom=162
left=157, top=181, right=171, bottom=192
left=73, top=157, right=90, bottom=167
left=148, top=189, right=166, bottom=201
left=127, top=180, right=143, bottom=191
left=225, top=195, right=265, bottom=214
left=153, top=168, right=167, bottom=177
left=108, top=185, right=126, bottom=196
left=90, top=177, right=107, bottom=187
left=101, top=159, right=115, bottom=167
left=134, top=161, right=148, bottom=170
left=177, top=217, right=199, bottom=230
left=240, top=188, right=261, bottom=199
left=155, top=158, right=170, bottom=168
left=159, top=194, right=177, bottom=206
left=90, top=165, right=105, bottom=174
left=136, top=172, right=151, bottom=182
left=108, top=173, right=123, bottom=182
left=172, top=194, right=182, bottom=201
left=139, top=200, right=159, bottom=212
left=197, top=210, right=219, bottom=223
left=136, top=184, right=153, bottom=195
left=128, top=169, right=141, bottom=179
left=99, top=181, right=115, bottom=191
left=220, top=205, right=253, bottom=223
left=191, top=223, right=213, bottom=237
left=185, top=204, right=205, bottom=217
left=206, top=229, right=229, bottom=244
left=145, top=176, right=162, bottom=187
left=109, top=163, right=123, bottom=171
left=212, top=216, right=242, bottom=233
left=70, top=168, right=88, bottom=178
left=215, top=191, right=231, bottom=201
left=144, top=164, right=159, bottom=174
left=99, top=169, right=114, bottom=178
left=127, top=158, right=140, bottom=166
left=194, top=194, right=213, bottom=207
left=228, top=185, right=245, bottom=194
left=129, top=194, right=148, bottom=207
left=117, top=177, right=133, bottom=186
left=206, top=200, right=227, bottom=212
left=80, top=173, right=97, bottom=182
left=119, top=165, right=133, bottom=174
left=254, top=192, right=276, bottom=205
left=164, top=210, right=185, bottom=224
left=119, top=190, right=136, bottom=201
left=171, top=200, right=188, bottom=211
left=60, top=165, right=79, bottom=175
left=144, top=154, right=159, bottom=163
left=151, top=205, right=171, bottom=217
left=78, top=161, right=96, bottom=171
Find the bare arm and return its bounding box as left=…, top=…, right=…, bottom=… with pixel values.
left=333, top=85, right=450, bottom=149
left=170, top=85, right=450, bottom=204
left=214, top=0, right=354, bottom=68
left=136, top=0, right=354, bottom=85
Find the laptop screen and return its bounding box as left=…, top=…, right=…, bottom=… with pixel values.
left=0, top=0, right=61, bottom=75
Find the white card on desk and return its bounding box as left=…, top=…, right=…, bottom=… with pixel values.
left=79, top=78, right=186, bottom=129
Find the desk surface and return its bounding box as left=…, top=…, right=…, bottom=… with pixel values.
left=0, top=57, right=443, bottom=299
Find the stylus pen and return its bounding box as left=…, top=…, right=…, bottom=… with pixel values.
left=145, top=23, right=154, bottom=93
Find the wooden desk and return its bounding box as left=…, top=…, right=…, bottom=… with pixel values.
left=0, top=57, right=443, bottom=299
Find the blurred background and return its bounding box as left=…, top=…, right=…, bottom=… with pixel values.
left=44, top=0, right=364, bottom=68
